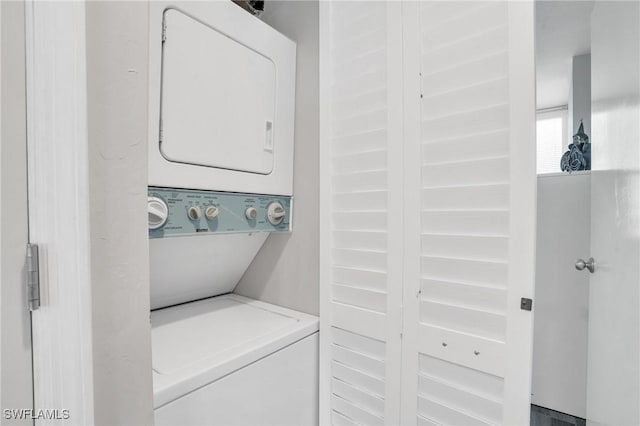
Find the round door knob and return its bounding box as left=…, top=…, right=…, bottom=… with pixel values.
left=148, top=196, right=168, bottom=230
left=205, top=206, right=219, bottom=220
left=267, top=202, right=286, bottom=225
left=575, top=257, right=595, bottom=273
left=187, top=206, right=201, bottom=221
left=245, top=207, right=258, bottom=220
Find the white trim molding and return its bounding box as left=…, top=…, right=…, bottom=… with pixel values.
left=317, top=2, right=330, bottom=424
left=0, top=0, right=3, bottom=409
left=25, top=1, right=95, bottom=423
left=503, top=1, right=537, bottom=424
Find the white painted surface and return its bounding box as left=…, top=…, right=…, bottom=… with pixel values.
left=399, top=4, right=422, bottom=423
left=536, top=1, right=594, bottom=110
left=151, top=294, right=319, bottom=415
left=0, top=0, right=3, bottom=411
left=407, top=3, right=537, bottom=424
left=0, top=0, right=2, bottom=408
left=320, top=2, right=536, bottom=424
left=148, top=0, right=296, bottom=196
left=25, top=1, right=95, bottom=422
left=85, top=2, right=155, bottom=423
left=319, top=2, right=404, bottom=423
left=587, top=2, right=640, bottom=425
left=568, top=54, right=592, bottom=140
left=154, top=332, right=319, bottom=426
left=236, top=0, right=320, bottom=316
left=150, top=233, right=268, bottom=309
left=318, top=2, right=331, bottom=422
left=0, top=2, right=33, bottom=423
left=532, top=173, right=590, bottom=418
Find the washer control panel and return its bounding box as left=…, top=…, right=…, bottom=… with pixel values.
left=148, top=187, right=292, bottom=238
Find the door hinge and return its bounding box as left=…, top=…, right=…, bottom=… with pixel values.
left=26, top=244, right=40, bottom=311
left=520, top=297, right=533, bottom=311
left=162, top=19, right=167, bottom=42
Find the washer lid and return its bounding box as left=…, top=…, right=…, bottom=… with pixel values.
left=152, top=296, right=296, bottom=375
left=151, top=294, right=319, bottom=408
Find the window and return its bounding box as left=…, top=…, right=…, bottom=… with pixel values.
left=536, top=108, right=568, bottom=174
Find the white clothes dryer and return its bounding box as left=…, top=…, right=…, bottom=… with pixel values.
left=148, top=1, right=296, bottom=196
left=146, top=2, right=316, bottom=425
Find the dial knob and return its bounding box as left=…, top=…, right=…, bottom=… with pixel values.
left=187, top=206, right=202, bottom=221
left=148, top=196, right=168, bottom=230
left=245, top=207, right=258, bottom=220
left=267, top=202, right=286, bottom=225
left=205, top=206, right=219, bottom=220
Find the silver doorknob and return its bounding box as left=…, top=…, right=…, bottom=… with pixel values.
left=575, top=257, right=595, bottom=273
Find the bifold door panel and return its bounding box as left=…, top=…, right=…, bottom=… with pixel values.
left=161, top=8, right=276, bottom=175
left=321, top=2, right=536, bottom=425
left=321, top=2, right=404, bottom=424
left=415, top=3, right=511, bottom=424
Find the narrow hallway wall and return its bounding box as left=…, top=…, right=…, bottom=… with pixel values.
left=86, top=2, right=154, bottom=424
left=235, top=0, right=320, bottom=315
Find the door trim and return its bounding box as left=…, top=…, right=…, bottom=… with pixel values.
left=1, top=0, right=34, bottom=421
left=25, top=0, right=95, bottom=422
left=502, top=1, right=537, bottom=424
left=399, top=1, right=421, bottom=423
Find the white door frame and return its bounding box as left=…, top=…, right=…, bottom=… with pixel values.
left=25, top=0, right=95, bottom=423
left=502, top=2, right=537, bottom=422
left=1, top=1, right=35, bottom=422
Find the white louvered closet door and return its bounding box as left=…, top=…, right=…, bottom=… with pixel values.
left=320, top=1, right=404, bottom=425
left=320, top=1, right=536, bottom=425
left=400, top=2, right=536, bottom=425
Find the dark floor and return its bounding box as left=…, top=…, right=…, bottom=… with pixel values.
left=531, top=405, right=586, bottom=426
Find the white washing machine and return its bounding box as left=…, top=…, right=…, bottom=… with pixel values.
left=146, top=2, right=318, bottom=425
left=152, top=295, right=319, bottom=426
left=147, top=188, right=319, bottom=425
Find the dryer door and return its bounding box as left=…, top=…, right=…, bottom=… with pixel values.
left=160, top=8, right=276, bottom=175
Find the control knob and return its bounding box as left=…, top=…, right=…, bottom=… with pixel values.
left=148, top=196, right=168, bottom=230
left=245, top=207, right=258, bottom=220
left=187, top=206, right=202, bottom=221
left=205, top=206, right=219, bottom=220
left=267, top=202, right=286, bottom=225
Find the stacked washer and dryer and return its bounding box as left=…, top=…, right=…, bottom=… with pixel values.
left=146, top=3, right=319, bottom=425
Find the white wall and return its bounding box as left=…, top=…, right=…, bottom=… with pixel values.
left=0, top=2, right=33, bottom=422
left=568, top=54, right=591, bottom=140
left=235, top=1, right=320, bottom=316
left=532, top=172, right=591, bottom=418
left=586, top=2, right=639, bottom=424
left=85, top=2, right=154, bottom=424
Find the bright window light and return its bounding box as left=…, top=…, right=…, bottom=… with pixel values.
left=536, top=108, right=568, bottom=175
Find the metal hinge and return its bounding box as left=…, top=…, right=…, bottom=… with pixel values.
left=26, top=244, right=40, bottom=311
left=159, top=119, right=163, bottom=143
left=162, top=19, right=167, bottom=42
